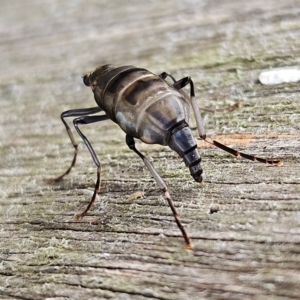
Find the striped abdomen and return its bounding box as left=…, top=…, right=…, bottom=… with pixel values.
left=84, top=65, right=202, bottom=182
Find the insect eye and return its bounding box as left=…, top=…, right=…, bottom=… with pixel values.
left=83, top=74, right=90, bottom=86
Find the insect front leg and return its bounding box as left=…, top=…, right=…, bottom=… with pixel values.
left=173, top=76, right=282, bottom=166
left=159, top=71, right=177, bottom=82
left=173, top=77, right=207, bottom=139
left=160, top=72, right=241, bottom=113
left=48, top=107, right=103, bottom=183
left=125, top=134, right=193, bottom=249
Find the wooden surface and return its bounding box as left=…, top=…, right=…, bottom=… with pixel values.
left=0, top=0, right=300, bottom=299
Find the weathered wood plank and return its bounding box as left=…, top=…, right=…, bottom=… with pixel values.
left=0, top=0, right=299, bottom=299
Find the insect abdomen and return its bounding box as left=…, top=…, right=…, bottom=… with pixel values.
left=110, top=69, right=190, bottom=145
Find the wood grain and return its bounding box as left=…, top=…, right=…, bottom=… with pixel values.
left=0, top=0, right=299, bottom=299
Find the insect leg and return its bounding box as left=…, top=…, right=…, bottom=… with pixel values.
left=125, top=134, right=193, bottom=249
left=160, top=72, right=240, bottom=113
left=72, top=114, right=109, bottom=220
left=48, top=107, right=103, bottom=183
left=173, top=77, right=207, bottom=138
left=174, top=76, right=282, bottom=166
left=159, top=72, right=177, bottom=82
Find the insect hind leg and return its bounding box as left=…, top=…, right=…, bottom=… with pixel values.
left=72, top=114, right=109, bottom=220
left=48, top=109, right=109, bottom=221
left=48, top=107, right=103, bottom=183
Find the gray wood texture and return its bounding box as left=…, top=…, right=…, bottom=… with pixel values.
left=0, top=0, right=299, bottom=299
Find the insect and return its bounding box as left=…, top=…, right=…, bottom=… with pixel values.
left=49, top=64, right=282, bottom=249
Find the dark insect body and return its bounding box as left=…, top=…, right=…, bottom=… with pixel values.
left=49, top=65, right=282, bottom=249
